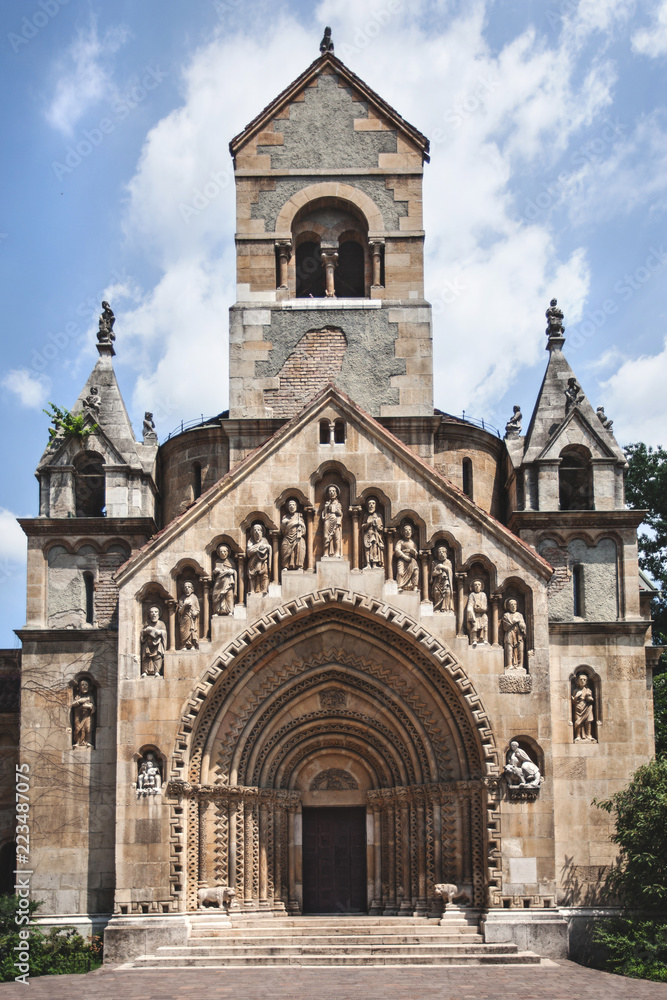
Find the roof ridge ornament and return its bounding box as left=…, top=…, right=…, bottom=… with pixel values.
left=545, top=297, right=565, bottom=350
left=319, top=26, right=334, bottom=54
left=97, top=300, right=116, bottom=357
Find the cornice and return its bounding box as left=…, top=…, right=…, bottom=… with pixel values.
left=18, top=517, right=157, bottom=538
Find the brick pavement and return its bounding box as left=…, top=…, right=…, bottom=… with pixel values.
left=0, top=961, right=666, bottom=999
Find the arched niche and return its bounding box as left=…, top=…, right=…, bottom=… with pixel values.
left=570, top=666, right=601, bottom=743
left=559, top=445, right=594, bottom=511
left=73, top=450, right=105, bottom=517
left=70, top=673, right=98, bottom=749
left=499, top=576, right=535, bottom=662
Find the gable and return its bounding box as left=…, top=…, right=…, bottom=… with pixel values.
left=539, top=407, right=617, bottom=461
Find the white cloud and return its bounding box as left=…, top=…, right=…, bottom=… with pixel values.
left=1, top=369, right=50, bottom=409
left=46, top=20, right=129, bottom=135
left=600, top=337, right=667, bottom=446
left=0, top=509, right=27, bottom=565
left=632, top=0, right=667, bottom=57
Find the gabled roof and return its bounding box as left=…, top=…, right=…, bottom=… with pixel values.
left=116, top=384, right=552, bottom=585
left=229, top=51, right=430, bottom=161
left=523, top=343, right=626, bottom=465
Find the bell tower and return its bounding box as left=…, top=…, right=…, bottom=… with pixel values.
left=228, top=35, right=432, bottom=420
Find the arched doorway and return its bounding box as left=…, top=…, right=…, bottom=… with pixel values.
left=169, top=593, right=500, bottom=915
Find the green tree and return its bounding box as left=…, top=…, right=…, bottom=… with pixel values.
left=43, top=403, right=97, bottom=446
left=624, top=443, right=667, bottom=756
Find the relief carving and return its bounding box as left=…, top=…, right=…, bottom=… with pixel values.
left=178, top=581, right=200, bottom=649
left=140, top=605, right=167, bottom=675
left=310, top=768, right=358, bottom=791
left=362, top=497, right=384, bottom=568
left=280, top=499, right=306, bottom=570
left=394, top=523, right=419, bottom=591
left=319, top=689, right=348, bottom=710
left=247, top=523, right=271, bottom=594
left=137, top=751, right=162, bottom=796
left=504, top=741, right=542, bottom=794
left=321, top=485, right=343, bottom=557
left=466, top=579, right=488, bottom=645
left=212, top=544, right=236, bottom=616
left=430, top=545, right=453, bottom=612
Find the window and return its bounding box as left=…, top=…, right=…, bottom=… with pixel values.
left=296, top=241, right=325, bottom=298
left=559, top=448, right=593, bottom=510
left=572, top=564, right=584, bottom=617
left=83, top=572, right=94, bottom=625
left=462, top=458, right=473, bottom=499
left=74, top=452, right=105, bottom=517
left=193, top=462, right=202, bottom=501
left=319, top=420, right=331, bottom=444
left=335, top=241, right=364, bottom=298
left=334, top=419, right=345, bottom=444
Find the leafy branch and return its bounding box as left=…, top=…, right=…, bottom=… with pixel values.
left=43, top=403, right=97, bottom=445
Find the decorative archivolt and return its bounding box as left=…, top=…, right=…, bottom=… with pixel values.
left=169, top=589, right=499, bottom=784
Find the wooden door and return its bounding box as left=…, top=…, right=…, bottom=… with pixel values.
left=302, top=807, right=367, bottom=913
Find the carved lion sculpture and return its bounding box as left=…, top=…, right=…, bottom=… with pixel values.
left=197, top=885, right=236, bottom=909
left=434, top=883, right=471, bottom=906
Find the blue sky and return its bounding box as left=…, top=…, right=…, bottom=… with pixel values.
left=1, top=0, right=666, bottom=645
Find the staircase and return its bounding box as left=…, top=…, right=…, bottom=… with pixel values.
left=128, top=912, right=543, bottom=968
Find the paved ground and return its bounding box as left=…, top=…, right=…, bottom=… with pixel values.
left=0, top=961, right=666, bottom=999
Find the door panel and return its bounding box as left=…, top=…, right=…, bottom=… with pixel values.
left=302, top=807, right=367, bottom=913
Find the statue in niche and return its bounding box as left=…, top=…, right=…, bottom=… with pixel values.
left=247, top=523, right=271, bottom=594
left=142, top=411, right=157, bottom=443
left=97, top=301, right=116, bottom=344
left=83, top=386, right=101, bottom=418
left=596, top=406, right=613, bottom=430
left=466, top=579, right=488, bottom=645
left=137, top=751, right=162, bottom=796
left=178, top=580, right=200, bottom=649
left=504, top=405, right=522, bottom=438
left=394, top=524, right=419, bottom=591
left=72, top=679, right=95, bottom=748
left=140, top=605, right=167, bottom=675
left=545, top=298, right=564, bottom=338
left=505, top=741, right=541, bottom=788
left=572, top=673, right=596, bottom=742
left=362, top=497, right=384, bottom=568
left=212, top=544, right=237, bottom=616
left=280, top=499, right=306, bottom=570
left=564, top=376, right=584, bottom=412
left=502, top=598, right=526, bottom=671
left=430, top=545, right=453, bottom=612
left=320, top=485, right=343, bottom=558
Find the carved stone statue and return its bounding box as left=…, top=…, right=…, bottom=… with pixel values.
left=198, top=885, right=236, bottom=909
left=505, top=741, right=541, bottom=788
left=434, top=883, right=471, bottom=907
left=466, top=579, right=488, bottom=645
left=83, top=386, right=101, bottom=418
left=362, top=497, right=384, bottom=568
left=545, top=298, right=564, bottom=338
left=564, top=376, right=583, bottom=412
left=178, top=580, right=200, bottom=649
left=321, top=485, right=342, bottom=558
left=572, top=673, right=596, bottom=742
left=137, top=751, right=162, bottom=796
left=72, top=679, right=95, bottom=747
left=394, top=524, right=419, bottom=591
left=504, top=405, right=522, bottom=438
left=140, top=605, right=167, bottom=675
left=247, top=523, right=271, bottom=594
left=142, top=411, right=157, bottom=443
left=280, top=499, right=306, bottom=570
left=502, top=598, right=526, bottom=671
left=97, top=301, right=116, bottom=343
left=320, top=26, right=334, bottom=53
left=430, top=545, right=453, bottom=612
left=596, top=406, right=613, bottom=430
left=212, top=544, right=236, bottom=616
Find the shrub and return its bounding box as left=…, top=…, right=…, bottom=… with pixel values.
left=0, top=897, right=102, bottom=982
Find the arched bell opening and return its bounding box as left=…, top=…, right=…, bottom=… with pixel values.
left=170, top=593, right=499, bottom=915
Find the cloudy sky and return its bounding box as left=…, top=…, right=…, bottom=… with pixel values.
left=1, top=0, right=666, bottom=644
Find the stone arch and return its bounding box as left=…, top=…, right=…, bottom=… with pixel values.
left=275, top=183, right=385, bottom=237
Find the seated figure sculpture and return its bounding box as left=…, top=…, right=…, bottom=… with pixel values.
left=137, top=752, right=162, bottom=796
left=504, top=741, right=541, bottom=789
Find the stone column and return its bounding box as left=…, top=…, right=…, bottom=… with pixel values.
left=370, top=804, right=383, bottom=914
left=287, top=805, right=299, bottom=913
left=198, top=798, right=209, bottom=889
left=258, top=797, right=269, bottom=908
left=419, top=550, right=430, bottom=602
left=270, top=530, right=280, bottom=585
left=349, top=506, right=362, bottom=570
left=166, top=599, right=177, bottom=650
left=201, top=577, right=210, bottom=640
left=305, top=506, right=316, bottom=571
left=369, top=238, right=384, bottom=288
left=320, top=248, right=338, bottom=298
left=456, top=573, right=467, bottom=637
left=386, top=528, right=395, bottom=582
left=275, top=239, right=291, bottom=289
left=398, top=793, right=412, bottom=913
left=237, top=554, right=245, bottom=605
left=386, top=801, right=397, bottom=914
left=490, top=593, right=501, bottom=646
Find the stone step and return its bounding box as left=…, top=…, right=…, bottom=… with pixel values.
left=189, top=933, right=484, bottom=945
left=154, top=942, right=511, bottom=957
left=212, top=916, right=441, bottom=926
left=131, top=950, right=542, bottom=968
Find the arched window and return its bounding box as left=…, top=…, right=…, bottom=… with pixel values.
left=334, top=419, right=345, bottom=444
left=74, top=452, right=105, bottom=517
left=296, top=241, right=325, bottom=298
left=572, top=564, right=584, bottom=617
left=462, top=458, right=473, bottom=499
left=319, top=420, right=331, bottom=444
left=193, top=462, right=202, bottom=501
left=335, top=241, right=364, bottom=297
left=559, top=447, right=593, bottom=510
left=83, top=571, right=95, bottom=625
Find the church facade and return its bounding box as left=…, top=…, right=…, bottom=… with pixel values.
left=5, top=42, right=659, bottom=962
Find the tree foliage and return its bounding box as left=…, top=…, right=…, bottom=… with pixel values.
left=0, top=897, right=102, bottom=981
left=43, top=403, right=97, bottom=446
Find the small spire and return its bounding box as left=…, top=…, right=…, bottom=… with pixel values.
left=320, top=26, right=334, bottom=54
left=97, top=300, right=116, bottom=357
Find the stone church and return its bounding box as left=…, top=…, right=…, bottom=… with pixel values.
left=3, top=37, right=659, bottom=963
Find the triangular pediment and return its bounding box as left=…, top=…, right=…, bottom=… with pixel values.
left=117, top=386, right=550, bottom=586
left=229, top=51, right=429, bottom=162
left=37, top=416, right=129, bottom=471
left=538, top=405, right=618, bottom=461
